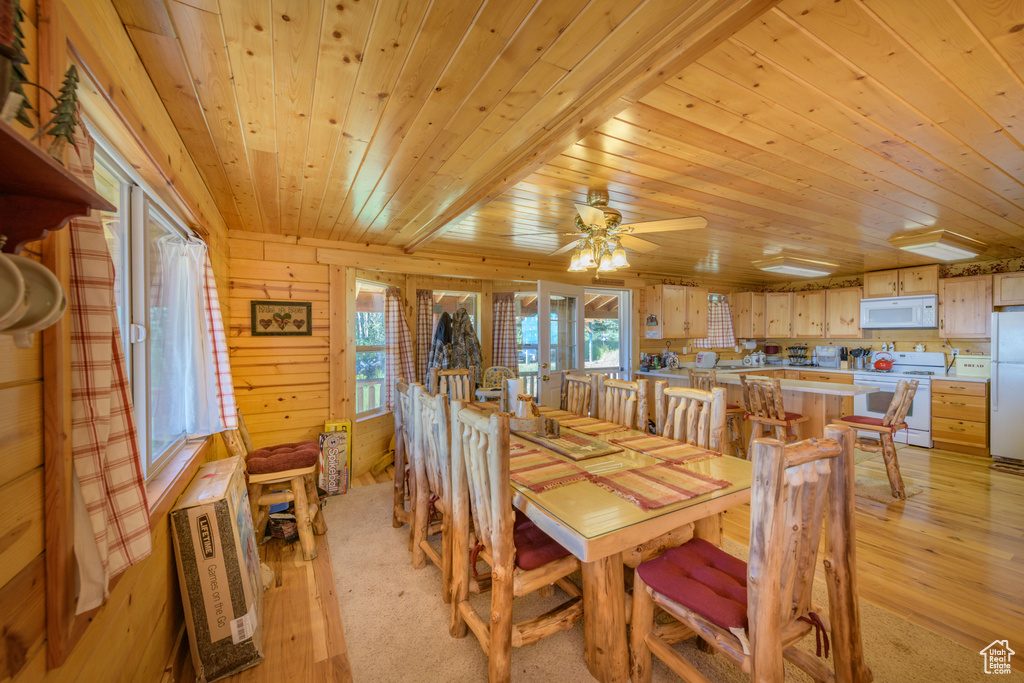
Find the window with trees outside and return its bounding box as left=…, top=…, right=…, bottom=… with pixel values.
left=583, top=291, right=622, bottom=374
left=355, top=281, right=387, bottom=415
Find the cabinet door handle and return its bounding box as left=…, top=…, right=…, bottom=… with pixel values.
left=950, top=426, right=966, bottom=432
left=900, top=280, right=904, bottom=292
left=949, top=385, right=966, bottom=390
left=948, top=401, right=966, bottom=406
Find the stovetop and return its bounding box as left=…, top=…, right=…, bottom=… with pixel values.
left=855, top=350, right=946, bottom=381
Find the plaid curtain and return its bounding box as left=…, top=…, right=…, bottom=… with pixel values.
left=695, top=299, right=737, bottom=349
left=67, top=128, right=152, bottom=612
left=203, top=253, right=237, bottom=430
left=415, top=289, right=432, bottom=383
left=385, top=288, right=416, bottom=411
left=492, top=292, right=518, bottom=375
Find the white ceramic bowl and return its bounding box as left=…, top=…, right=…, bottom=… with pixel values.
left=4, top=255, right=65, bottom=347
left=0, top=253, right=29, bottom=331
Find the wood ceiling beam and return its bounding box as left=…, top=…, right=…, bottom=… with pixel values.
left=400, top=0, right=783, bottom=253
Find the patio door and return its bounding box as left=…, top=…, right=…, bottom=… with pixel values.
left=537, top=281, right=585, bottom=407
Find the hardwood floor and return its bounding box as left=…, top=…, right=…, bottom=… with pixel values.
left=724, top=445, right=1024, bottom=657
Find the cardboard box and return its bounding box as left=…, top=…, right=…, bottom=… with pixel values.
left=171, top=457, right=263, bottom=682
left=956, top=354, right=991, bottom=378
left=319, top=423, right=351, bottom=495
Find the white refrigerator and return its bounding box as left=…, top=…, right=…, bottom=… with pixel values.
left=992, top=311, right=1024, bottom=462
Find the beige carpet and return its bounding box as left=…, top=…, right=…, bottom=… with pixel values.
left=323, top=483, right=1021, bottom=682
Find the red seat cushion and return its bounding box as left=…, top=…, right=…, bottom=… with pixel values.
left=513, top=510, right=572, bottom=571
left=839, top=415, right=907, bottom=433
left=726, top=404, right=741, bottom=411
left=247, top=440, right=320, bottom=474
left=744, top=411, right=804, bottom=423
left=636, top=538, right=748, bottom=630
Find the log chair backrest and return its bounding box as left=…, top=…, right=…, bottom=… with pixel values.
left=560, top=371, right=593, bottom=416
left=450, top=401, right=511, bottom=558
left=739, top=374, right=788, bottom=421
left=747, top=426, right=849, bottom=667
left=653, top=382, right=727, bottom=452
left=599, top=377, right=648, bottom=431
left=394, top=380, right=418, bottom=474
left=686, top=368, right=720, bottom=393
left=882, top=379, right=919, bottom=427
left=412, top=385, right=452, bottom=506
left=429, top=366, right=477, bottom=402
left=221, top=409, right=255, bottom=459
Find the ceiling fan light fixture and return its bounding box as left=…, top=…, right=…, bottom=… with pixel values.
left=887, top=229, right=984, bottom=261
left=754, top=256, right=837, bottom=278
left=611, top=242, right=629, bottom=268
left=579, top=244, right=596, bottom=268
left=567, top=249, right=586, bottom=272
left=598, top=249, right=616, bottom=272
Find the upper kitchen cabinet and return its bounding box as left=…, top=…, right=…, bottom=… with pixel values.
left=729, top=292, right=765, bottom=338
left=939, top=275, right=992, bottom=338
left=792, top=291, right=825, bottom=337
left=825, top=287, right=863, bottom=338
left=993, top=272, right=1024, bottom=306
left=644, top=285, right=708, bottom=339
left=863, top=265, right=939, bottom=299
left=765, top=292, right=793, bottom=337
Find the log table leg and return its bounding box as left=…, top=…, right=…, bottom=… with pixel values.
left=693, top=513, right=723, bottom=547
left=582, top=554, right=630, bottom=683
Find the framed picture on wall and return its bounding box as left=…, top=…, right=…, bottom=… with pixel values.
left=250, top=300, right=312, bottom=336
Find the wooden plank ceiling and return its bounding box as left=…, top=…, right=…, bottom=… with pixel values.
left=114, top=0, right=1024, bottom=287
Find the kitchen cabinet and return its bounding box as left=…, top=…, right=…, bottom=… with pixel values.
left=793, top=291, right=825, bottom=337
left=993, top=272, right=1024, bottom=306
left=825, top=287, right=863, bottom=338
left=729, top=291, right=765, bottom=338
left=644, top=284, right=707, bottom=339
left=765, top=292, right=793, bottom=337
left=932, top=379, right=988, bottom=456
left=938, top=275, right=992, bottom=338
left=862, top=265, right=938, bottom=299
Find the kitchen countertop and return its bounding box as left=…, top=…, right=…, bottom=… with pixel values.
left=635, top=366, right=990, bottom=383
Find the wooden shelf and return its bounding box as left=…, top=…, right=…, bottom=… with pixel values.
left=0, top=118, right=114, bottom=253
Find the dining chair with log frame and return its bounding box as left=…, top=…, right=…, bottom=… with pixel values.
left=560, top=370, right=595, bottom=417
left=429, top=366, right=477, bottom=402
left=597, top=376, right=649, bottom=431
left=739, top=374, right=809, bottom=458
left=687, top=368, right=746, bottom=458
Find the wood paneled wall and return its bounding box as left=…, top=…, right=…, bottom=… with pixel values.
left=0, top=0, right=231, bottom=680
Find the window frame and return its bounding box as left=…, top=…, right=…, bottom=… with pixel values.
left=354, top=280, right=387, bottom=418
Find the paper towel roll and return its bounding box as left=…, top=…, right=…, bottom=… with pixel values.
left=505, top=378, right=525, bottom=413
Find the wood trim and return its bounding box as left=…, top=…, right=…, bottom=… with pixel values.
left=145, top=438, right=211, bottom=526
left=329, top=265, right=356, bottom=420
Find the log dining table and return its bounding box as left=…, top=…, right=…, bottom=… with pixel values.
left=495, top=405, right=870, bottom=683
left=506, top=415, right=752, bottom=683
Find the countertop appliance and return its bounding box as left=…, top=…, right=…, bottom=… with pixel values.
left=814, top=345, right=841, bottom=368
left=992, top=311, right=1024, bottom=463
left=694, top=351, right=718, bottom=369
left=860, top=294, right=938, bottom=329
left=787, top=344, right=812, bottom=366
left=853, top=351, right=945, bottom=448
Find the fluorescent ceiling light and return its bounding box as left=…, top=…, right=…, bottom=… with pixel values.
left=753, top=256, right=837, bottom=278
left=887, top=230, right=984, bottom=261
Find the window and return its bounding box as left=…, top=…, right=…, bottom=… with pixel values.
left=514, top=293, right=539, bottom=392
left=584, top=291, right=621, bottom=372
left=355, top=281, right=386, bottom=415
left=94, top=142, right=196, bottom=478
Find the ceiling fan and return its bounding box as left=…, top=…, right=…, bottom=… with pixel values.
left=547, top=190, right=707, bottom=272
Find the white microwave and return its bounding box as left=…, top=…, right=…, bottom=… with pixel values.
left=860, top=294, right=938, bottom=329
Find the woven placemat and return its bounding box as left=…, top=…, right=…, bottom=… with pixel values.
left=557, top=415, right=630, bottom=436
left=509, top=449, right=591, bottom=492
left=608, top=434, right=722, bottom=464
left=592, top=462, right=731, bottom=511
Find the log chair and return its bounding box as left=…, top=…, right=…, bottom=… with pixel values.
left=449, top=402, right=584, bottom=683
left=631, top=425, right=868, bottom=683
left=220, top=410, right=327, bottom=562
left=836, top=378, right=919, bottom=500
left=393, top=379, right=416, bottom=532
left=688, top=368, right=746, bottom=458
left=559, top=370, right=595, bottom=417
left=597, top=377, right=648, bottom=431
left=428, top=366, right=477, bottom=401
left=739, top=374, right=809, bottom=459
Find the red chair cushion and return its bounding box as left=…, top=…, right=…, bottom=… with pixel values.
left=513, top=510, right=572, bottom=571
left=744, top=411, right=804, bottom=423
left=839, top=415, right=907, bottom=433
left=247, top=441, right=320, bottom=474
left=726, top=404, right=741, bottom=411
left=636, top=538, right=748, bottom=630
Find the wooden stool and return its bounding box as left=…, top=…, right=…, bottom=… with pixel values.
left=739, top=374, right=808, bottom=458
left=688, top=369, right=746, bottom=458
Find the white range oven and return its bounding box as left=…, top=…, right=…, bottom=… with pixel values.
left=852, top=351, right=946, bottom=448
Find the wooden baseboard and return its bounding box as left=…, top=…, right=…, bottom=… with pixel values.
left=160, top=624, right=193, bottom=683
left=932, top=440, right=989, bottom=457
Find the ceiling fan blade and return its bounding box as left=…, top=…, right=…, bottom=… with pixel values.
left=576, top=204, right=606, bottom=228
left=618, top=234, right=661, bottom=253
left=626, top=216, right=707, bottom=234
left=549, top=238, right=583, bottom=257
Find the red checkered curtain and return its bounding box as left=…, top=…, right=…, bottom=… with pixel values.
left=203, top=252, right=237, bottom=430
left=492, top=292, right=518, bottom=375
left=67, top=129, right=151, bottom=612
left=415, top=289, right=432, bottom=383
left=385, top=288, right=416, bottom=411
left=695, top=298, right=737, bottom=349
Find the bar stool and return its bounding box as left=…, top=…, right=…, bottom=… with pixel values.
left=687, top=368, right=746, bottom=458
left=738, top=374, right=808, bottom=458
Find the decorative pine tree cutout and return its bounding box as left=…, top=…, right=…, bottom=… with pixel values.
left=6, top=0, right=32, bottom=127
left=45, top=64, right=79, bottom=160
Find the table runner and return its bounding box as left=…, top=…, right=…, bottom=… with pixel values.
left=509, top=449, right=592, bottom=492
left=607, top=434, right=723, bottom=465
left=557, top=415, right=630, bottom=436
left=592, top=462, right=731, bottom=511
left=515, top=430, right=624, bottom=461
left=535, top=406, right=579, bottom=420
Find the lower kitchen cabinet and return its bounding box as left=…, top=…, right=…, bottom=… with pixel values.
left=931, top=379, right=989, bottom=456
